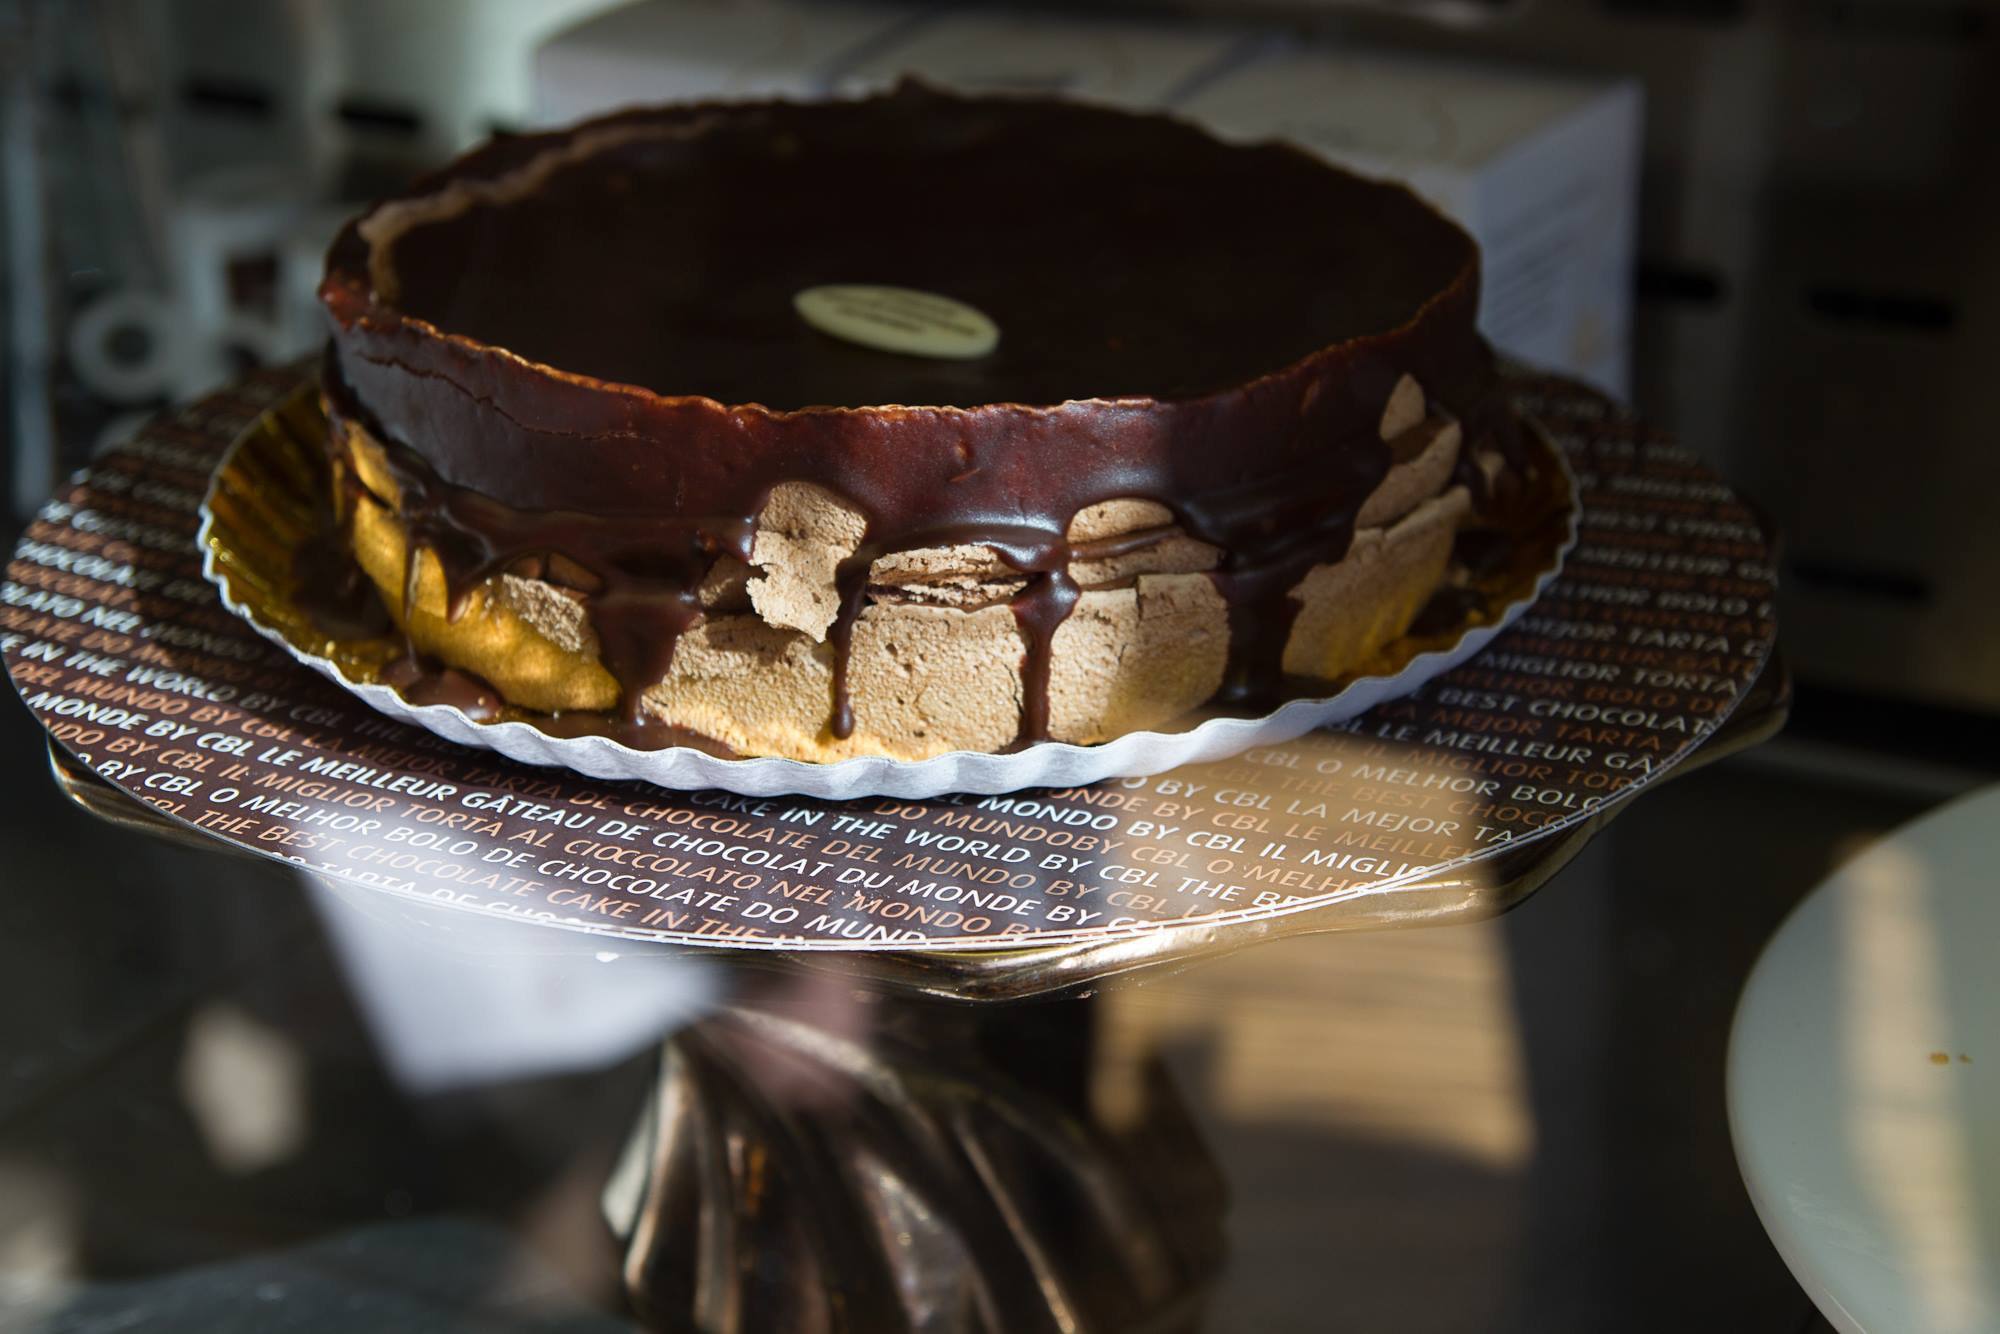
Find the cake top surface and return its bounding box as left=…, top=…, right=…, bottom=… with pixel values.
left=343, top=83, right=1477, bottom=412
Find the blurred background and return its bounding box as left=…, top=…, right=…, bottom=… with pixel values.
left=2, top=1, right=1996, bottom=1330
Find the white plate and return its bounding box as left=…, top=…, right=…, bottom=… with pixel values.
left=1728, top=788, right=2000, bottom=1334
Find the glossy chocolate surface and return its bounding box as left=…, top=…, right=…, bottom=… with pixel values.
left=319, top=85, right=1502, bottom=746
left=381, top=94, right=1473, bottom=411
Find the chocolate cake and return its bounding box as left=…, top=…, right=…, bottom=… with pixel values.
left=317, top=83, right=1521, bottom=761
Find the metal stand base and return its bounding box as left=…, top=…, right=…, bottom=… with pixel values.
left=602, top=989, right=1225, bottom=1333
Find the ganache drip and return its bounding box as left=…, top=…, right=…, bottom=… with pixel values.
left=820, top=521, right=1082, bottom=747
left=329, top=369, right=764, bottom=727
left=322, top=349, right=1513, bottom=745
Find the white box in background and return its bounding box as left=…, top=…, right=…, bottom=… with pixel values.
left=1178, top=49, right=1643, bottom=397
left=538, top=2, right=1261, bottom=118
left=829, top=11, right=1263, bottom=109
left=532, top=0, right=921, bottom=126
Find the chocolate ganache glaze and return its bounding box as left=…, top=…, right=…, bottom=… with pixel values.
left=319, top=83, right=1507, bottom=751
